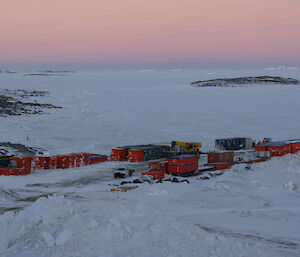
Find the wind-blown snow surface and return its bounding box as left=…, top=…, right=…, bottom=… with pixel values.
left=1, top=68, right=300, bottom=256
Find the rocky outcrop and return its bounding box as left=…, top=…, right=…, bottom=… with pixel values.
left=0, top=89, right=61, bottom=117
left=191, top=76, right=300, bottom=87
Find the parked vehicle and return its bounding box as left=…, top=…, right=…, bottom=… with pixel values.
left=113, top=167, right=135, bottom=178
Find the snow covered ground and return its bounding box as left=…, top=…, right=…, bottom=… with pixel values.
left=1, top=67, right=300, bottom=256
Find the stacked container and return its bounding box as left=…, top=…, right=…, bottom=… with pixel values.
left=215, top=137, right=254, bottom=151
left=267, top=143, right=291, bottom=157
left=149, top=161, right=168, bottom=172
left=142, top=170, right=165, bottom=180
left=167, top=155, right=198, bottom=176
left=110, top=148, right=126, bottom=161
left=208, top=152, right=234, bottom=164
left=290, top=140, right=300, bottom=154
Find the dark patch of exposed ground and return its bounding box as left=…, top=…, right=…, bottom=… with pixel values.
left=0, top=89, right=61, bottom=117
left=191, top=76, right=300, bottom=87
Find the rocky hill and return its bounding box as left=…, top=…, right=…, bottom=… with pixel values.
left=191, top=76, right=300, bottom=87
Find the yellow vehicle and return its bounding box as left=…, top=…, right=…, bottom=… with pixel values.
left=171, top=141, right=202, bottom=156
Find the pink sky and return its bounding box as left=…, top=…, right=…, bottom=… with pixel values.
left=0, top=0, right=299, bottom=63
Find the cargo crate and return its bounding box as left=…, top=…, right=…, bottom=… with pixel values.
left=291, top=142, right=300, bottom=154
left=254, top=145, right=268, bottom=152
left=267, top=143, right=291, bottom=157
left=142, top=170, right=165, bottom=180
left=215, top=138, right=254, bottom=151
left=0, top=168, right=30, bottom=176
left=128, top=149, right=144, bottom=162
left=111, top=148, right=126, bottom=161
left=208, top=152, right=234, bottom=164
left=11, top=156, right=32, bottom=170
left=168, top=155, right=198, bottom=165
left=149, top=161, right=168, bottom=172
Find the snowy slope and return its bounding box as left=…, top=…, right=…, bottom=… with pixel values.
left=0, top=67, right=300, bottom=256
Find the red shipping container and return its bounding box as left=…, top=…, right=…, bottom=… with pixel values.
left=56, top=155, right=70, bottom=169
left=111, top=148, right=126, bottom=161
left=128, top=149, right=144, bottom=162
left=11, top=156, right=32, bottom=170
left=31, top=156, right=46, bottom=170
left=72, top=153, right=86, bottom=167
left=254, top=145, right=268, bottom=152
left=80, top=153, right=90, bottom=166
left=44, top=157, right=57, bottom=169
left=0, top=168, right=30, bottom=176
left=268, top=144, right=291, bottom=157
left=208, top=152, right=234, bottom=164
left=0, top=168, right=10, bottom=176
left=291, top=143, right=300, bottom=154
left=167, top=163, right=198, bottom=173
left=142, top=171, right=165, bottom=180
left=168, top=155, right=198, bottom=165
left=68, top=155, right=76, bottom=168
left=149, top=161, right=168, bottom=172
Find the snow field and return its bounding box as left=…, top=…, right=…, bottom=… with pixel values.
left=1, top=68, right=300, bottom=256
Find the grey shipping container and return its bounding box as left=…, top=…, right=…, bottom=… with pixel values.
left=215, top=138, right=254, bottom=151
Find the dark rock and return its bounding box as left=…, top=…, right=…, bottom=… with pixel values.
left=191, top=76, right=300, bottom=87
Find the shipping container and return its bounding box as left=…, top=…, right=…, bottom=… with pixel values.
left=31, top=156, right=46, bottom=170
left=55, top=155, right=71, bottom=169
left=149, top=161, right=168, bottom=172
left=215, top=137, right=254, bottom=151
left=267, top=143, right=291, bottom=157
left=0, top=156, right=11, bottom=168
left=254, top=145, right=268, bottom=152
left=44, top=156, right=57, bottom=169
left=168, top=155, right=198, bottom=165
left=208, top=152, right=234, bottom=164
left=0, top=167, right=30, bottom=176
left=142, top=170, right=165, bottom=180
left=11, top=156, right=32, bottom=170
left=111, top=148, right=126, bottom=161
left=128, top=149, right=144, bottom=162
left=234, top=151, right=270, bottom=163
left=168, top=163, right=198, bottom=173
left=88, top=154, right=108, bottom=164
left=290, top=142, right=300, bottom=154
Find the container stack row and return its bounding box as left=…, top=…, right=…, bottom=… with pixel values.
left=0, top=153, right=108, bottom=176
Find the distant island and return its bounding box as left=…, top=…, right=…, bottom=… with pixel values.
left=191, top=76, right=300, bottom=87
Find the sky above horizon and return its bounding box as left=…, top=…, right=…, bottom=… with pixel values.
left=0, top=0, right=299, bottom=64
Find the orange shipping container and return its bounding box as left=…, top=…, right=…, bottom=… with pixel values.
left=291, top=143, right=300, bottom=154
left=11, top=156, right=32, bottom=170
left=149, top=161, right=168, bottom=172
left=31, top=156, right=46, bottom=170
left=55, top=155, right=71, bottom=169
left=207, top=152, right=234, bottom=164
left=254, top=145, right=268, bottom=152
left=111, top=148, right=126, bottom=161
left=0, top=168, right=30, bottom=176
left=128, top=149, right=144, bottom=162
left=167, top=163, right=198, bottom=173
left=44, top=157, right=57, bottom=169
left=268, top=144, right=291, bottom=157
left=142, top=171, right=165, bottom=180
left=168, top=155, right=198, bottom=165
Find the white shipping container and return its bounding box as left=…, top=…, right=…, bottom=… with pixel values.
left=234, top=151, right=270, bottom=163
